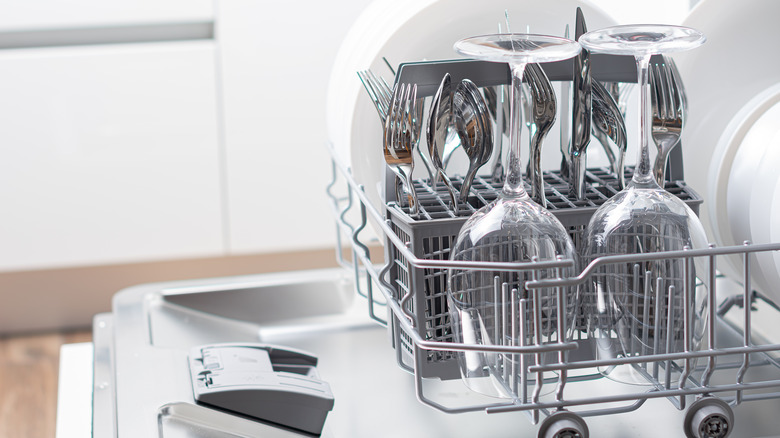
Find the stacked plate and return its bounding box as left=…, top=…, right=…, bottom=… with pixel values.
left=676, top=0, right=780, bottom=299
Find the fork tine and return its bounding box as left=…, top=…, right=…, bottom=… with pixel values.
left=369, top=70, right=391, bottom=113
left=526, top=64, right=540, bottom=102
left=538, top=64, right=555, bottom=112
left=379, top=75, right=393, bottom=98
left=409, top=84, right=419, bottom=150
left=525, top=62, right=556, bottom=206
left=665, top=60, right=682, bottom=122
left=651, top=57, right=686, bottom=184
left=650, top=63, right=662, bottom=121
left=667, top=58, right=687, bottom=121
left=662, top=63, right=674, bottom=122
left=359, top=70, right=385, bottom=122
left=383, top=82, right=393, bottom=156
left=529, top=64, right=541, bottom=100
left=364, top=70, right=386, bottom=110
left=662, top=64, right=671, bottom=121
left=386, top=83, right=402, bottom=160
left=402, top=83, right=412, bottom=151
left=532, top=64, right=544, bottom=94
left=402, top=83, right=413, bottom=153
left=392, top=83, right=405, bottom=158
left=357, top=71, right=374, bottom=99
left=374, top=70, right=394, bottom=108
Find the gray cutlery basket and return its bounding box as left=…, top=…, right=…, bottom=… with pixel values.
left=381, top=57, right=698, bottom=379
left=384, top=167, right=703, bottom=380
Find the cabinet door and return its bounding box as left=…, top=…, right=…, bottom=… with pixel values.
left=217, top=0, right=374, bottom=255
left=0, top=0, right=213, bottom=32
left=0, top=41, right=223, bottom=271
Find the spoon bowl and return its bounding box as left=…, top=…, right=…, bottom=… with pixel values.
left=453, top=79, right=493, bottom=205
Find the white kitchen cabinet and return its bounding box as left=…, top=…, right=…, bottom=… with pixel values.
left=0, top=0, right=213, bottom=32
left=0, top=41, right=224, bottom=271
left=0, top=0, right=383, bottom=332
left=216, top=0, right=374, bottom=254
left=0, top=0, right=378, bottom=270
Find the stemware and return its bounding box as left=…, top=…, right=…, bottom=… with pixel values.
left=447, top=34, right=580, bottom=398
left=579, top=25, right=709, bottom=386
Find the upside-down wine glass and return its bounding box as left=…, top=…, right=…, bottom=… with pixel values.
left=447, top=34, right=580, bottom=399
left=579, top=25, right=709, bottom=386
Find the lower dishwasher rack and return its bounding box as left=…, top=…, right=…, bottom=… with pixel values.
left=326, top=142, right=780, bottom=438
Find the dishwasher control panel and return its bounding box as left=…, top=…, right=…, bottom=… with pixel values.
left=188, top=343, right=334, bottom=435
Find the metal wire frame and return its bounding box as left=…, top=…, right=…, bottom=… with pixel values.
left=326, top=141, right=780, bottom=423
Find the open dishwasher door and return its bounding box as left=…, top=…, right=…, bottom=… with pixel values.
left=52, top=267, right=780, bottom=438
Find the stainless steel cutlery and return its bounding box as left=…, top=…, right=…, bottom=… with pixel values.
left=357, top=69, right=392, bottom=124
left=483, top=85, right=508, bottom=183
left=383, top=82, right=421, bottom=214
left=358, top=8, right=689, bottom=216
left=525, top=63, right=557, bottom=207
left=427, top=73, right=459, bottom=211
left=592, top=80, right=628, bottom=189
left=570, top=7, right=592, bottom=200
left=559, top=24, right=572, bottom=180
left=650, top=57, right=685, bottom=184
left=453, top=79, right=493, bottom=204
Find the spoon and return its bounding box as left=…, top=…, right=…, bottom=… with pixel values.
left=427, top=73, right=459, bottom=211
left=439, top=128, right=461, bottom=171
left=454, top=79, right=493, bottom=205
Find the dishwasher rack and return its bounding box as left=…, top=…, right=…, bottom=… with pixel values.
left=326, top=140, right=780, bottom=438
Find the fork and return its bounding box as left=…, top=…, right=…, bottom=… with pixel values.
left=359, top=69, right=435, bottom=183
left=521, top=76, right=537, bottom=177
left=525, top=63, right=556, bottom=208
left=650, top=57, right=685, bottom=185
left=357, top=69, right=392, bottom=123
left=592, top=80, right=628, bottom=189
left=384, top=83, right=419, bottom=214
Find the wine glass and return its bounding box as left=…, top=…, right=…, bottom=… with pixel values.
left=578, top=25, right=709, bottom=386
left=447, top=34, right=580, bottom=399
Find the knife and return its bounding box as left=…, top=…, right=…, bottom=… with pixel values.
left=570, top=7, right=591, bottom=200
left=559, top=24, right=571, bottom=179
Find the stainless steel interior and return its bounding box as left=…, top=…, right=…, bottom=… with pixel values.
left=91, top=266, right=780, bottom=437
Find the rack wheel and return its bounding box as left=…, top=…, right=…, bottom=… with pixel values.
left=538, top=411, right=589, bottom=438
left=684, top=397, right=734, bottom=438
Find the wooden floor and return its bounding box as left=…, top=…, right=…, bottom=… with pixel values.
left=0, top=330, right=92, bottom=438
left=0, top=247, right=384, bottom=437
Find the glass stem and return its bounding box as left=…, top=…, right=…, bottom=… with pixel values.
left=632, top=54, right=658, bottom=187
left=503, top=62, right=529, bottom=199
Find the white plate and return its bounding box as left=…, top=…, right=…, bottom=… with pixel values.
left=746, top=100, right=780, bottom=296
left=327, top=0, right=618, bottom=218
left=726, top=88, right=780, bottom=294
left=677, top=0, right=780, bottom=296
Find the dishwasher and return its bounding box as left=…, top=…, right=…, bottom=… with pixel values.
left=79, top=116, right=780, bottom=438
left=62, top=2, right=780, bottom=437
left=77, top=136, right=780, bottom=438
